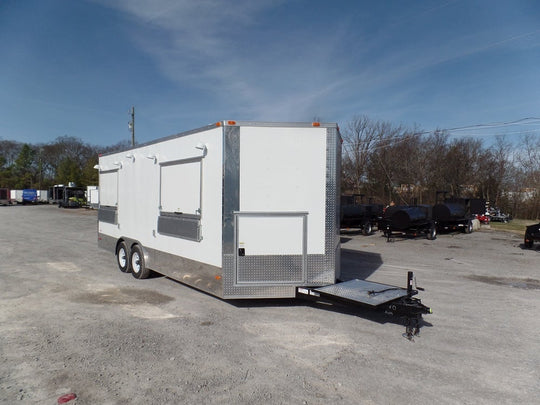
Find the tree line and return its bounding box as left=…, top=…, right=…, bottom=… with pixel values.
left=0, top=136, right=130, bottom=191
left=1, top=117, right=538, bottom=219
left=341, top=116, right=539, bottom=220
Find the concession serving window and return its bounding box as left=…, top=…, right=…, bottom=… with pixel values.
left=157, top=157, right=203, bottom=241
left=98, top=169, right=119, bottom=224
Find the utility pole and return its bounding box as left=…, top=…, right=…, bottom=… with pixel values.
left=128, top=106, right=135, bottom=146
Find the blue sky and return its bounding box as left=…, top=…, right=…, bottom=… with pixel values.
left=1, top=0, right=540, bottom=147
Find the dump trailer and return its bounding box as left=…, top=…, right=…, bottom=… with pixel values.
left=97, top=121, right=430, bottom=336
left=0, top=188, right=11, bottom=205
left=380, top=205, right=437, bottom=241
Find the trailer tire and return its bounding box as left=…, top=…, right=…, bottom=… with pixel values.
left=524, top=238, right=533, bottom=249
left=427, top=225, right=437, bottom=240
left=362, top=222, right=372, bottom=236
left=464, top=220, right=473, bottom=234
left=130, top=245, right=150, bottom=279
left=116, top=241, right=130, bottom=273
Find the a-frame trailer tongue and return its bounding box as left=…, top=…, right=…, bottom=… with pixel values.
left=297, top=272, right=432, bottom=339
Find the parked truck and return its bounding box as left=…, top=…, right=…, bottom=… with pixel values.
left=97, top=121, right=430, bottom=337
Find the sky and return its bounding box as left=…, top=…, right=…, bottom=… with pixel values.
left=1, top=0, right=540, bottom=148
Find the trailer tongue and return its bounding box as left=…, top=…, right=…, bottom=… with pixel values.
left=297, top=271, right=431, bottom=340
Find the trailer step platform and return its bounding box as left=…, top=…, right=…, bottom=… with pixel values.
left=313, top=279, right=409, bottom=307
left=297, top=272, right=432, bottom=340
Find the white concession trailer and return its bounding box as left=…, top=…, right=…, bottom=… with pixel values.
left=97, top=121, right=342, bottom=299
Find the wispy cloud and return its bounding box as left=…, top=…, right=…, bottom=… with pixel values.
left=95, top=0, right=351, bottom=120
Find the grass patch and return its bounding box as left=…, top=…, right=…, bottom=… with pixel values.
left=489, top=218, right=538, bottom=235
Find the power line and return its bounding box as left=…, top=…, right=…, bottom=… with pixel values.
left=343, top=116, right=540, bottom=149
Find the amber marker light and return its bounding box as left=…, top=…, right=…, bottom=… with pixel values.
left=227, top=120, right=236, bottom=125
left=312, top=122, right=321, bottom=127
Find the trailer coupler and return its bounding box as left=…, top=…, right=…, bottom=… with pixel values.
left=384, top=295, right=432, bottom=340
left=384, top=271, right=432, bottom=340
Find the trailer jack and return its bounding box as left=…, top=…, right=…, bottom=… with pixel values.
left=299, top=271, right=431, bottom=340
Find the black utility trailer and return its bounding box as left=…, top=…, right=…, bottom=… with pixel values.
left=524, top=223, right=540, bottom=248
left=379, top=205, right=437, bottom=241
left=433, top=193, right=485, bottom=233
left=50, top=185, right=86, bottom=208
left=340, top=195, right=383, bottom=235
left=298, top=271, right=432, bottom=339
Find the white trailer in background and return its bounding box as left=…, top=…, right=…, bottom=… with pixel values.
left=87, top=186, right=99, bottom=209
left=10, top=190, right=23, bottom=203
left=37, top=190, right=48, bottom=203
left=97, top=121, right=341, bottom=299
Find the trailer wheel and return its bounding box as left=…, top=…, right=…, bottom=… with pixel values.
left=362, top=222, right=372, bottom=236
left=427, top=225, right=437, bottom=240
left=116, top=241, right=130, bottom=273
left=130, top=245, right=150, bottom=279
left=524, top=238, right=533, bottom=249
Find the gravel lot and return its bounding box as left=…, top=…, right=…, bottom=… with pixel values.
left=1, top=205, right=539, bottom=404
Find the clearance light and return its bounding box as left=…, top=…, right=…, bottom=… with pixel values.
left=215, top=122, right=222, bottom=127
left=227, top=120, right=236, bottom=125
left=312, top=122, right=321, bottom=127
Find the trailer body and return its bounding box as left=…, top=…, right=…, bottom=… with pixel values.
left=379, top=205, right=436, bottom=240
left=433, top=197, right=484, bottom=233
left=49, top=185, right=64, bottom=204
left=87, top=186, right=99, bottom=208
left=524, top=223, right=540, bottom=248
left=340, top=195, right=383, bottom=235
left=50, top=185, right=86, bottom=207
left=22, top=189, right=38, bottom=204
left=0, top=188, right=11, bottom=205
left=37, top=190, right=48, bottom=203
left=11, top=190, right=23, bottom=203
left=98, top=121, right=341, bottom=299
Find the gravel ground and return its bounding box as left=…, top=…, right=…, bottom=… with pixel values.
left=0, top=205, right=539, bottom=404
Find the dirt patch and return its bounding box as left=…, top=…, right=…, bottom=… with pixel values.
left=465, top=275, right=540, bottom=290
left=73, top=287, right=174, bottom=305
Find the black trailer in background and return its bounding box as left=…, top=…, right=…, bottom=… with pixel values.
left=379, top=205, right=437, bottom=241
left=433, top=192, right=485, bottom=234
left=0, top=188, right=11, bottom=205
left=340, top=194, right=384, bottom=235
left=49, top=185, right=86, bottom=208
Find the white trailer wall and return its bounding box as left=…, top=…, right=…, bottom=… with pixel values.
left=238, top=126, right=327, bottom=255
left=98, top=126, right=223, bottom=268
left=11, top=190, right=22, bottom=203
